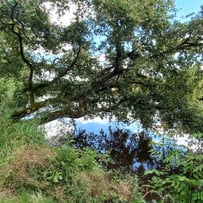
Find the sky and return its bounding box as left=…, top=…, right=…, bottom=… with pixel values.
left=44, top=0, right=203, bottom=26
left=175, top=0, right=202, bottom=18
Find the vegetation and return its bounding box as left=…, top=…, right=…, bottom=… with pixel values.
left=0, top=0, right=202, bottom=132
left=0, top=100, right=144, bottom=203
left=0, top=0, right=203, bottom=202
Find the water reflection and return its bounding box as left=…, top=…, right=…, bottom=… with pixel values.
left=43, top=118, right=190, bottom=175
left=72, top=125, right=166, bottom=175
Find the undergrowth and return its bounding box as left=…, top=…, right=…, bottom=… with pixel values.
left=2, top=77, right=202, bottom=202
left=0, top=118, right=144, bottom=203
left=0, top=77, right=145, bottom=203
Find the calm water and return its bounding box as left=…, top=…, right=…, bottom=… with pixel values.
left=44, top=117, right=194, bottom=174
left=72, top=119, right=187, bottom=175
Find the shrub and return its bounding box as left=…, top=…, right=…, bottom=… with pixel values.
left=144, top=146, right=203, bottom=202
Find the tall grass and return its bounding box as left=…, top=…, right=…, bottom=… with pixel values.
left=0, top=77, right=144, bottom=203
left=0, top=114, right=145, bottom=202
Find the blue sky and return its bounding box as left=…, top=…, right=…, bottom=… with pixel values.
left=175, top=0, right=202, bottom=17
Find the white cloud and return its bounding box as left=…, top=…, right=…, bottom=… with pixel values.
left=42, top=2, right=77, bottom=26
left=42, top=1, right=95, bottom=26
left=76, top=116, right=112, bottom=125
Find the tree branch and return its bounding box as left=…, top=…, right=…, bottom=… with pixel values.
left=10, top=2, right=35, bottom=108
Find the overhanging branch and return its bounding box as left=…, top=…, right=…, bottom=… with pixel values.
left=10, top=2, right=35, bottom=108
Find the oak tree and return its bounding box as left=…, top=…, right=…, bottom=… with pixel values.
left=0, top=0, right=202, bottom=133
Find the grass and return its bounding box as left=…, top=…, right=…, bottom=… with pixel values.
left=0, top=108, right=143, bottom=203
left=0, top=191, right=55, bottom=203
left=0, top=144, right=53, bottom=191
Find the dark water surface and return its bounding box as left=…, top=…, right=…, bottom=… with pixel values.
left=72, top=120, right=183, bottom=175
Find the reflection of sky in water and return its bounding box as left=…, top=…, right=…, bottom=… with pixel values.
left=41, top=116, right=202, bottom=173
left=74, top=119, right=186, bottom=150
left=42, top=116, right=200, bottom=151
left=133, top=161, right=150, bottom=171
left=75, top=119, right=143, bottom=135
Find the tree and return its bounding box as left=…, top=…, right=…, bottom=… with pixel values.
left=0, top=0, right=202, bottom=133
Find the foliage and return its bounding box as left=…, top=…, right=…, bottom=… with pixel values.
left=0, top=191, right=55, bottom=203
left=0, top=0, right=202, bottom=133
left=0, top=115, right=144, bottom=203
left=0, top=54, right=145, bottom=203
left=144, top=143, right=203, bottom=203
left=0, top=1, right=203, bottom=202
left=0, top=142, right=144, bottom=203
left=0, top=76, right=45, bottom=168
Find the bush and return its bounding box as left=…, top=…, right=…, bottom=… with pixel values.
left=144, top=146, right=203, bottom=203
left=0, top=134, right=145, bottom=202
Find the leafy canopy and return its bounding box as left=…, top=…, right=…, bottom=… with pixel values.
left=0, top=0, right=202, bottom=133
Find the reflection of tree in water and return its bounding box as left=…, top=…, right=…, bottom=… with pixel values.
left=72, top=127, right=155, bottom=174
